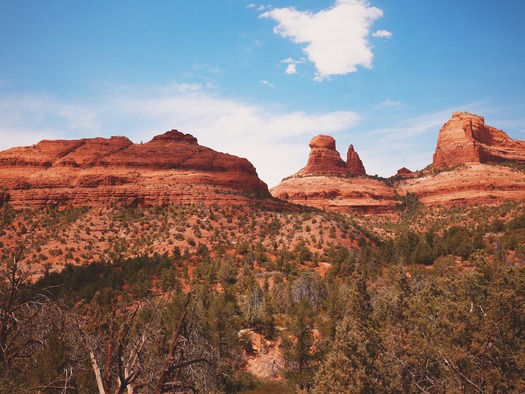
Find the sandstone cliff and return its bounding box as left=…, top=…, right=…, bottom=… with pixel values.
left=0, top=130, right=273, bottom=209
left=432, top=112, right=525, bottom=168
left=272, top=113, right=525, bottom=213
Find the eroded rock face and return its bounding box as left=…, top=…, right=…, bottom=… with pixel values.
left=271, top=175, right=396, bottom=213
left=395, top=167, right=415, bottom=178
left=432, top=112, right=525, bottom=168
left=272, top=117, right=525, bottom=213
left=272, top=136, right=394, bottom=212
left=0, top=130, right=272, bottom=208
left=398, top=163, right=525, bottom=207
left=346, top=144, right=366, bottom=175
left=298, top=135, right=348, bottom=176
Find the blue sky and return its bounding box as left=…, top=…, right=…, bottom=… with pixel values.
left=1, top=0, right=524, bottom=187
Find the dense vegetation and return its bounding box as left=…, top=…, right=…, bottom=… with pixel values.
left=1, top=201, right=524, bottom=393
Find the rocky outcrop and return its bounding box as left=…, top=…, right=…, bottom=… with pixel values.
left=398, top=163, right=525, bottom=206
left=272, top=136, right=395, bottom=212
left=432, top=112, right=525, bottom=168
left=346, top=145, right=366, bottom=175
left=271, top=176, right=396, bottom=213
left=298, top=135, right=348, bottom=176
left=272, top=114, right=525, bottom=213
left=0, top=130, right=273, bottom=209
left=295, top=135, right=367, bottom=177
left=395, top=167, right=416, bottom=178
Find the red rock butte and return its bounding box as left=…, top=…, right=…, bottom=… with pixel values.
left=0, top=130, right=274, bottom=209
left=432, top=112, right=525, bottom=168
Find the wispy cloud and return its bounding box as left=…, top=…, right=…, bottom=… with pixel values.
left=260, top=0, right=387, bottom=81
left=260, top=80, right=275, bottom=87
left=375, top=99, right=403, bottom=109
left=192, top=63, right=220, bottom=74
left=285, top=64, right=297, bottom=75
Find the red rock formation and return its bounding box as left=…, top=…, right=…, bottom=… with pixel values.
left=272, top=116, right=525, bottom=213
left=273, top=135, right=394, bottom=213
left=271, top=175, right=396, bottom=213
left=346, top=144, right=366, bottom=175
left=398, top=163, right=525, bottom=207
left=432, top=112, right=525, bottom=168
left=395, top=167, right=417, bottom=178
left=0, top=130, right=273, bottom=209
left=298, top=135, right=347, bottom=176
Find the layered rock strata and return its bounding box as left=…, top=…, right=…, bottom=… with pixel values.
left=271, top=136, right=397, bottom=213
left=433, top=112, right=525, bottom=168
left=297, top=135, right=348, bottom=176
left=0, top=130, right=273, bottom=209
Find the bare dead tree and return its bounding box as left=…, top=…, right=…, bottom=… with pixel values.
left=154, top=292, right=213, bottom=394
left=0, top=256, right=51, bottom=375
left=76, top=294, right=171, bottom=394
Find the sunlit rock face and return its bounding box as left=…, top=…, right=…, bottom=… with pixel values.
left=432, top=112, right=525, bottom=169
left=0, top=130, right=272, bottom=208
left=298, top=135, right=348, bottom=176
left=346, top=144, right=366, bottom=175
left=272, top=115, right=525, bottom=212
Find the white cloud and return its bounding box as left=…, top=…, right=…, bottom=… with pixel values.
left=285, top=64, right=298, bottom=75
left=280, top=57, right=304, bottom=75
left=260, top=80, right=275, bottom=87
left=0, top=85, right=359, bottom=187
left=261, top=0, right=386, bottom=81
left=372, top=29, right=392, bottom=38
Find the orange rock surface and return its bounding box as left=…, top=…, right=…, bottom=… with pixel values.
left=346, top=144, right=366, bottom=175
left=433, top=112, right=525, bottom=168
left=297, top=135, right=348, bottom=176
left=272, top=113, right=525, bottom=213
left=398, top=163, right=525, bottom=206
left=0, top=130, right=273, bottom=208
left=271, top=176, right=396, bottom=213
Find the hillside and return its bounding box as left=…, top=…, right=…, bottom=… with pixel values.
left=1, top=113, right=525, bottom=393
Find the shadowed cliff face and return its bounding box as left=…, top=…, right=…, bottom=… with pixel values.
left=432, top=112, right=525, bottom=169
left=0, top=130, right=273, bottom=208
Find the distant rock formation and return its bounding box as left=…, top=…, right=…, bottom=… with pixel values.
left=271, top=135, right=397, bottom=213
left=395, top=167, right=415, bottom=178
left=432, top=112, right=525, bottom=168
left=297, top=135, right=366, bottom=177
left=0, top=130, right=273, bottom=209
left=272, top=114, right=525, bottom=213
left=346, top=144, right=366, bottom=175
left=298, top=135, right=348, bottom=176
